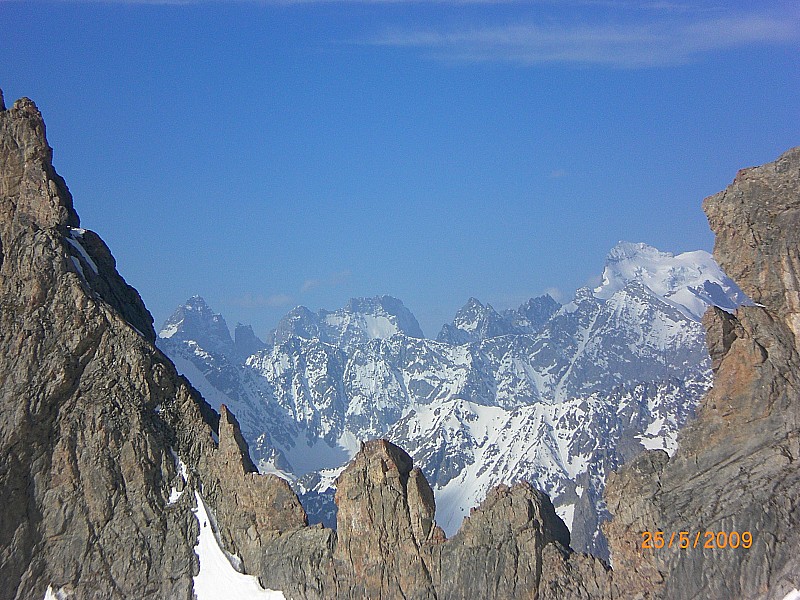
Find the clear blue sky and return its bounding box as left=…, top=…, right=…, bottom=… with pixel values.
left=2, top=0, right=798, bottom=338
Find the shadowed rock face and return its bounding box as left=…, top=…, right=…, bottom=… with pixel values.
left=604, top=147, right=800, bottom=600
left=0, top=93, right=305, bottom=600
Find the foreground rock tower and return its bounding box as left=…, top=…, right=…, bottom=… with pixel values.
left=0, top=93, right=306, bottom=599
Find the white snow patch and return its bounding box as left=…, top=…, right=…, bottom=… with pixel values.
left=644, top=416, right=665, bottom=437
left=636, top=434, right=669, bottom=452
left=66, top=229, right=98, bottom=274
left=169, top=487, right=184, bottom=504
left=168, top=449, right=189, bottom=505
left=363, top=314, right=399, bottom=339
left=43, top=586, right=69, bottom=600
left=556, top=503, right=575, bottom=531
left=69, top=256, right=85, bottom=280
left=192, top=491, right=285, bottom=599
left=782, top=590, right=800, bottom=600
left=159, top=321, right=181, bottom=339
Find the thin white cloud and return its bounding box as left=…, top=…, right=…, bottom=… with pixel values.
left=3, top=0, right=735, bottom=5
left=12, top=0, right=524, bottom=4
left=230, top=292, right=293, bottom=308
left=300, top=278, right=322, bottom=294
left=301, top=270, right=352, bottom=294
left=543, top=286, right=564, bottom=301
left=364, top=9, right=800, bottom=67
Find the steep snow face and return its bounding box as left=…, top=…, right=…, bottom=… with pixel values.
left=192, top=491, right=286, bottom=600
left=594, top=242, right=750, bottom=320
left=158, top=243, right=748, bottom=559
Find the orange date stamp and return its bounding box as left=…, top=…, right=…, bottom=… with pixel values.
left=641, top=530, right=752, bottom=550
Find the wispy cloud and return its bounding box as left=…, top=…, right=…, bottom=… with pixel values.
left=7, top=0, right=740, bottom=5
left=549, top=169, right=568, bottom=179
left=300, top=270, right=352, bottom=294
left=364, top=9, right=800, bottom=67
left=230, top=292, right=294, bottom=308
left=543, top=286, right=563, bottom=301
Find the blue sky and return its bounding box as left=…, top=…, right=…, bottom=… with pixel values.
left=1, top=0, right=798, bottom=338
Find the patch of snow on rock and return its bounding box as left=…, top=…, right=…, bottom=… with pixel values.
left=192, top=491, right=286, bottom=599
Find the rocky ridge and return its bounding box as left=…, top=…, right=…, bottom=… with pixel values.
left=260, top=440, right=611, bottom=600
left=604, top=146, right=800, bottom=599
left=0, top=93, right=306, bottom=599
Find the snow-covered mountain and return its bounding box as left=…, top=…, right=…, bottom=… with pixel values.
left=266, top=295, right=424, bottom=351
left=594, top=241, right=750, bottom=319
left=436, top=295, right=560, bottom=344
left=157, top=242, right=748, bottom=558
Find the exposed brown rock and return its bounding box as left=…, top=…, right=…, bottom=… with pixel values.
left=332, top=440, right=438, bottom=599
left=0, top=91, right=304, bottom=600
left=261, top=440, right=611, bottom=599
left=604, top=147, right=800, bottom=600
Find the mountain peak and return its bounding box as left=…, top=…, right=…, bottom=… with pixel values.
left=438, top=294, right=560, bottom=344
left=184, top=295, right=212, bottom=311
left=159, top=296, right=235, bottom=356
left=606, top=241, right=669, bottom=263
left=594, top=241, right=749, bottom=320
left=269, top=295, right=424, bottom=349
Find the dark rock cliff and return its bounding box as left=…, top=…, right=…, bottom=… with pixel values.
left=604, top=147, right=800, bottom=600
left=0, top=94, right=305, bottom=600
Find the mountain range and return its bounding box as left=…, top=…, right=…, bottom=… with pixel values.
left=157, top=240, right=748, bottom=557
left=3, top=90, right=798, bottom=599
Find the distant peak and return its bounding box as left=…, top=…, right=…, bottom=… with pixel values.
left=344, top=295, right=406, bottom=313
left=464, top=297, right=484, bottom=308
left=182, top=296, right=218, bottom=314
left=607, top=241, right=670, bottom=263
left=593, top=241, right=749, bottom=320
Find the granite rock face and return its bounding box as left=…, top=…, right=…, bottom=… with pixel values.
left=604, top=147, right=800, bottom=600
left=261, top=440, right=611, bottom=599
left=0, top=93, right=305, bottom=599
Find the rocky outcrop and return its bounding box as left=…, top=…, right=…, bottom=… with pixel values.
left=604, top=147, right=800, bottom=600
left=0, top=92, right=305, bottom=599
left=331, top=440, right=440, bottom=599
left=261, top=440, right=611, bottom=599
